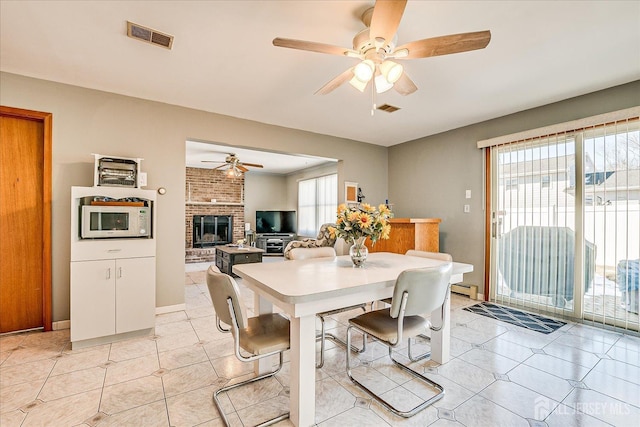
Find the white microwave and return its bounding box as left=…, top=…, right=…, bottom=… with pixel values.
left=81, top=205, right=151, bottom=239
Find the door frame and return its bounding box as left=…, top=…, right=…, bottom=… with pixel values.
left=1, top=105, right=52, bottom=332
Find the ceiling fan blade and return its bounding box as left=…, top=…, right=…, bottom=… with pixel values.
left=369, top=0, right=407, bottom=47
left=315, top=67, right=355, bottom=95
left=395, top=30, right=491, bottom=59
left=236, top=165, right=249, bottom=173
left=240, top=162, right=264, bottom=168
left=211, top=164, right=228, bottom=171
left=273, top=38, right=352, bottom=56
left=201, top=160, right=225, bottom=163
left=393, top=72, right=417, bottom=96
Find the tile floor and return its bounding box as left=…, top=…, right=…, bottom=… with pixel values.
left=1, top=260, right=639, bottom=426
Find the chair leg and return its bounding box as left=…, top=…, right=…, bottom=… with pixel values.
left=213, top=352, right=289, bottom=427
left=315, top=306, right=367, bottom=369
left=407, top=334, right=431, bottom=362
left=346, top=325, right=444, bottom=418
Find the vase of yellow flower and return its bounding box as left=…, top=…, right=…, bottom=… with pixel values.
left=329, top=203, right=392, bottom=268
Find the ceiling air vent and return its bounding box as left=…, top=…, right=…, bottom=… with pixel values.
left=127, top=21, right=174, bottom=50
left=377, top=104, right=400, bottom=113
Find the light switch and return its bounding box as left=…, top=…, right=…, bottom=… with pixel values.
left=464, top=204, right=470, bottom=213
left=465, top=190, right=471, bottom=199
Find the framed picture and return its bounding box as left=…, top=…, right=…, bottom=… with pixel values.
left=345, top=181, right=358, bottom=204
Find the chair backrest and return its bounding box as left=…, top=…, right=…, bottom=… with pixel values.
left=390, top=263, right=452, bottom=318
left=406, top=250, right=453, bottom=262
left=287, top=246, right=337, bottom=261
left=206, top=265, right=247, bottom=329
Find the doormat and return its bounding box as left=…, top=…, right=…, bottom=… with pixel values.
left=463, top=302, right=566, bottom=334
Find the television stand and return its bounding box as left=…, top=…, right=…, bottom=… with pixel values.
left=255, top=233, right=296, bottom=256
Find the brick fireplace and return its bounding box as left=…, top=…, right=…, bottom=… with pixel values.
left=185, top=167, right=245, bottom=263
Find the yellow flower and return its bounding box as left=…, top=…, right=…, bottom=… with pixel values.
left=361, top=203, right=375, bottom=213
left=347, top=211, right=359, bottom=222
left=381, top=224, right=391, bottom=239
left=358, top=213, right=372, bottom=228
left=337, top=204, right=347, bottom=214
left=327, top=226, right=337, bottom=239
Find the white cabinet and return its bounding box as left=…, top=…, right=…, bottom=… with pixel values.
left=71, top=256, right=155, bottom=343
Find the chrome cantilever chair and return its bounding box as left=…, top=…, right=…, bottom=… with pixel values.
left=346, top=263, right=453, bottom=418
left=404, top=250, right=453, bottom=361
left=205, top=265, right=290, bottom=427
left=287, top=246, right=366, bottom=368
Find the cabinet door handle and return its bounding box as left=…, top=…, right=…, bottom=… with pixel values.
left=106, top=268, right=111, bottom=280
left=117, top=267, right=122, bottom=279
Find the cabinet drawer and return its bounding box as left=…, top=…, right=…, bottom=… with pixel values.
left=217, top=250, right=231, bottom=262
left=215, top=257, right=223, bottom=270
left=233, top=253, right=262, bottom=265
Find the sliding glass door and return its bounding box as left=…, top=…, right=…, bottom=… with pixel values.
left=488, top=118, right=639, bottom=332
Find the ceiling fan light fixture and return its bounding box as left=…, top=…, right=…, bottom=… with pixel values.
left=353, top=59, right=375, bottom=82
left=349, top=75, right=368, bottom=92
left=380, top=60, right=403, bottom=83
left=374, top=74, right=393, bottom=93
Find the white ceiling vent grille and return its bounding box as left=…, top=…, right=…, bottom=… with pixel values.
left=127, top=21, right=174, bottom=50
left=377, top=104, right=401, bottom=113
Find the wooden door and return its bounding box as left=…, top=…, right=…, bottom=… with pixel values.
left=0, top=106, right=52, bottom=333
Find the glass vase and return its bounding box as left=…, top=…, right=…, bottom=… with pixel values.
left=349, top=236, right=368, bottom=268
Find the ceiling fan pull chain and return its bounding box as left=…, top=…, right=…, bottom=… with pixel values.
left=370, top=79, right=376, bottom=116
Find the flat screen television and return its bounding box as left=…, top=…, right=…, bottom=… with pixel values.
left=256, top=210, right=297, bottom=234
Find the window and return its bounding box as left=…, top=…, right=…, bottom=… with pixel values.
left=541, top=175, right=551, bottom=188
left=297, top=174, right=337, bottom=238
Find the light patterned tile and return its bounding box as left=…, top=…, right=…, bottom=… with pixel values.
left=99, top=399, right=169, bottom=426
left=455, top=395, right=528, bottom=427
left=371, top=398, right=439, bottom=426
left=457, top=348, right=520, bottom=375
left=583, top=369, right=640, bottom=407
left=0, top=410, right=27, bottom=426
left=162, top=360, right=219, bottom=397
left=404, top=374, right=475, bottom=411
left=546, top=403, right=612, bottom=427
left=480, top=380, right=559, bottom=421
left=237, top=396, right=290, bottom=426
left=0, top=358, right=55, bottom=387
left=159, top=343, right=208, bottom=370
left=155, top=319, right=196, bottom=337
left=0, top=379, right=45, bottom=413
left=483, top=337, right=534, bottom=363
left=50, top=346, right=110, bottom=376
left=542, top=341, right=601, bottom=368
left=591, top=358, right=640, bottom=385
left=37, top=367, right=105, bottom=402
left=436, top=358, right=496, bottom=393
left=563, top=388, right=640, bottom=426
left=100, top=376, right=165, bottom=414
left=104, top=353, right=159, bottom=386
left=314, top=377, right=356, bottom=424
left=109, top=337, right=157, bottom=362
left=507, top=364, right=574, bottom=402
left=523, top=353, right=591, bottom=381
left=317, top=406, right=388, bottom=427
left=155, top=329, right=200, bottom=353
left=166, top=385, right=221, bottom=427
left=20, top=389, right=101, bottom=427
left=226, top=375, right=284, bottom=411
left=606, top=344, right=640, bottom=367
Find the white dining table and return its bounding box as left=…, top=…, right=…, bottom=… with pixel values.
left=233, top=252, right=474, bottom=427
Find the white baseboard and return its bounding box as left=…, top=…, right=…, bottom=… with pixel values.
left=156, top=304, right=186, bottom=315
left=53, top=320, right=70, bottom=330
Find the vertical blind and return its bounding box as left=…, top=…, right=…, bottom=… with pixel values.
left=297, top=174, right=337, bottom=238
left=490, top=113, right=639, bottom=332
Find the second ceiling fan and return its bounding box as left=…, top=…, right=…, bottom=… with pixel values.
left=202, top=153, right=263, bottom=177
left=273, top=0, right=491, bottom=96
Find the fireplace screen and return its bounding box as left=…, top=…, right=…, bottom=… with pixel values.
left=193, top=215, right=232, bottom=248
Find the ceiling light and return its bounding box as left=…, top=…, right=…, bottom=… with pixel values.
left=226, top=167, right=242, bottom=178
left=353, top=60, right=375, bottom=82
left=379, top=60, right=403, bottom=83
left=349, top=75, right=368, bottom=92
left=374, top=74, right=393, bottom=93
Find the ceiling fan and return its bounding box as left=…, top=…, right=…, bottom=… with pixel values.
left=273, top=0, right=491, bottom=96
left=202, top=153, right=264, bottom=177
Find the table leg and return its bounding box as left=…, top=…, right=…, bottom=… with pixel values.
left=253, top=294, right=274, bottom=375
left=290, top=314, right=316, bottom=427
left=430, top=290, right=451, bottom=364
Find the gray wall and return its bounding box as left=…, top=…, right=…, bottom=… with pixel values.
left=388, top=80, right=640, bottom=289
left=243, top=173, right=288, bottom=232
left=0, top=71, right=388, bottom=322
